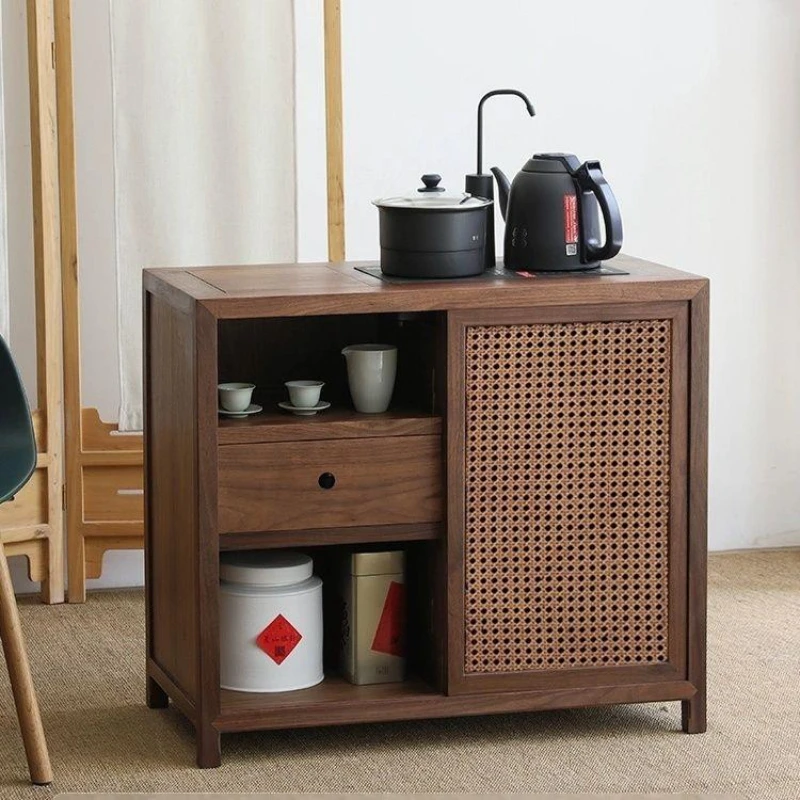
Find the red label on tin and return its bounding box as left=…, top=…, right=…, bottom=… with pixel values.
left=563, top=194, right=579, bottom=243
left=256, top=614, right=302, bottom=665
left=371, top=581, right=405, bottom=657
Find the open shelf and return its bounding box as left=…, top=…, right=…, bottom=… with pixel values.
left=216, top=673, right=441, bottom=732
left=218, top=407, right=441, bottom=445
left=216, top=311, right=445, bottom=425
left=217, top=539, right=445, bottom=732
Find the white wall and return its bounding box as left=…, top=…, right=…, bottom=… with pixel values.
left=5, top=0, right=800, bottom=593
left=340, top=0, right=800, bottom=553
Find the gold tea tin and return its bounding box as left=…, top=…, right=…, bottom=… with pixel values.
left=340, top=550, right=405, bottom=685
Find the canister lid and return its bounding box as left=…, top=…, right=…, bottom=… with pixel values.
left=350, top=550, right=405, bottom=577
left=220, top=550, right=313, bottom=587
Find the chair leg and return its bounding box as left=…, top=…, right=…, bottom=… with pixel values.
left=0, top=547, right=52, bottom=785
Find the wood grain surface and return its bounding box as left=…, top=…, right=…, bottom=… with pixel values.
left=218, top=409, right=441, bottom=445
left=144, top=258, right=709, bottom=767
left=195, top=304, right=223, bottom=768
left=143, top=256, right=707, bottom=321
left=217, top=675, right=696, bottom=733
left=0, top=539, right=52, bottom=783
left=219, top=522, right=441, bottom=551
left=25, top=0, right=64, bottom=604
left=144, top=294, right=199, bottom=700
left=683, top=282, right=710, bottom=733
left=218, top=435, right=443, bottom=533
left=324, top=0, right=345, bottom=261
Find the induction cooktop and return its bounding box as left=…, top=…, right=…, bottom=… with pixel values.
left=354, top=264, right=629, bottom=284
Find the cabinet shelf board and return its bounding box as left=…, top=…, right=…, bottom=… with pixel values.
left=219, top=522, right=442, bottom=550
left=218, top=408, right=442, bottom=445
left=217, top=675, right=440, bottom=731
left=215, top=676, right=697, bottom=733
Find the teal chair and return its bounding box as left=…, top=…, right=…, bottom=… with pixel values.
left=0, top=333, right=52, bottom=785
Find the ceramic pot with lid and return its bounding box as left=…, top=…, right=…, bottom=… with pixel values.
left=372, top=174, right=492, bottom=278
left=219, top=550, right=323, bottom=693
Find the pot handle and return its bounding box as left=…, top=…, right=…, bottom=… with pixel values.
left=574, top=160, right=623, bottom=263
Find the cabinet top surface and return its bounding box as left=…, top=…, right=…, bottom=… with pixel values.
left=143, top=256, right=707, bottom=318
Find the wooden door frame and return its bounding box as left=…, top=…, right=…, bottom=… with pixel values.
left=0, top=0, right=65, bottom=604
left=53, top=0, right=346, bottom=602
left=446, top=301, right=694, bottom=697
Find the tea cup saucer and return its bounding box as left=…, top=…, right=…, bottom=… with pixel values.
left=278, top=400, right=331, bottom=417
left=218, top=403, right=262, bottom=419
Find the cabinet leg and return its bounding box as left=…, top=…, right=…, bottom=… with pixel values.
left=196, top=723, right=221, bottom=768
left=682, top=692, right=706, bottom=734
left=146, top=675, right=169, bottom=709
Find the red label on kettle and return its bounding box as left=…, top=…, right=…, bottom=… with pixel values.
left=563, top=194, right=579, bottom=244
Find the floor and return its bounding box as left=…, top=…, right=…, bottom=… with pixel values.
left=0, top=550, right=798, bottom=798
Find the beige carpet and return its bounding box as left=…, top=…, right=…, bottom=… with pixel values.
left=0, top=550, right=798, bottom=798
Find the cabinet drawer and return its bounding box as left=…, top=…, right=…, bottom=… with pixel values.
left=218, top=435, right=442, bottom=533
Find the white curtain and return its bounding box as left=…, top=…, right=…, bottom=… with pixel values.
left=110, top=0, right=297, bottom=430
left=0, top=6, right=9, bottom=343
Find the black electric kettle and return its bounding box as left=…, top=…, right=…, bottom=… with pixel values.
left=491, top=153, right=623, bottom=271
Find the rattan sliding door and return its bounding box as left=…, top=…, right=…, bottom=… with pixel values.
left=446, top=302, right=689, bottom=695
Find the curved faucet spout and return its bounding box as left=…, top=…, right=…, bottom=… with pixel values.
left=490, top=167, right=511, bottom=221
left=477, top=89, right=536, bottom=174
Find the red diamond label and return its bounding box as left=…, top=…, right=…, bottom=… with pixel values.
left=256, top=614, right=302, bottom=665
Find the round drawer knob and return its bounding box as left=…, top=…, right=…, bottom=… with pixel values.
left=318, top=472, right=336, bottom=490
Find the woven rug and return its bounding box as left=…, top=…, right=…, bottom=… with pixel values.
left=1, top=550, right=798, bottom=798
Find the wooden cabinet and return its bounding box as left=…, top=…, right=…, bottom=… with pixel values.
left=143, top=256, right=708, bottom=768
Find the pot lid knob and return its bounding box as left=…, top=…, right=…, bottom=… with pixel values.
left=418, top=174, right=445, bottom=193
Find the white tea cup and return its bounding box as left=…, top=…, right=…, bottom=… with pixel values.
left=342, top=344, right=397, bottom=414
left=218, top=382, right=255, bottom=412
left=285, top=380, right=324, bottom=409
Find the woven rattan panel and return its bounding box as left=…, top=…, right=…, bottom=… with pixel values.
left=464, top=318, right=672, bottom=674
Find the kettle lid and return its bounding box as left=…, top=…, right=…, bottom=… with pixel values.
left=373, top=173, right=491, bottom=211
left=522, top=153, right=582, bottom=174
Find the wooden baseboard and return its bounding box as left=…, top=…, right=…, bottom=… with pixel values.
left=711, top=543, right=800, bottom=555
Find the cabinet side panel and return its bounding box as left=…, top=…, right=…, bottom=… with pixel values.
left=684, top=282, right=709, bottom=731
left=145, top=292, right=198, bottom=698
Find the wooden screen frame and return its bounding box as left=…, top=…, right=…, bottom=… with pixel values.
left=0, top=0, right=65, bottom=604
left=53, top=0, right=346, bottom=602
left=446, top=301, right=692, bottom=696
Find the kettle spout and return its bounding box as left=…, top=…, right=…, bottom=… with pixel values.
left=490, top=167, right=510, bottom=221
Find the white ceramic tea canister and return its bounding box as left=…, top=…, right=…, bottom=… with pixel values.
left=219, top=550, right=323, bottom=693
left=342, top=343, right=397, bottom=413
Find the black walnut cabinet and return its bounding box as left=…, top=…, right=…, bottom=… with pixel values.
left=143, top=256, right=708, bottom=767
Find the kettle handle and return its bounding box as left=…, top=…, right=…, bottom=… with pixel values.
left=574, top=161, right=623, bottom=262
